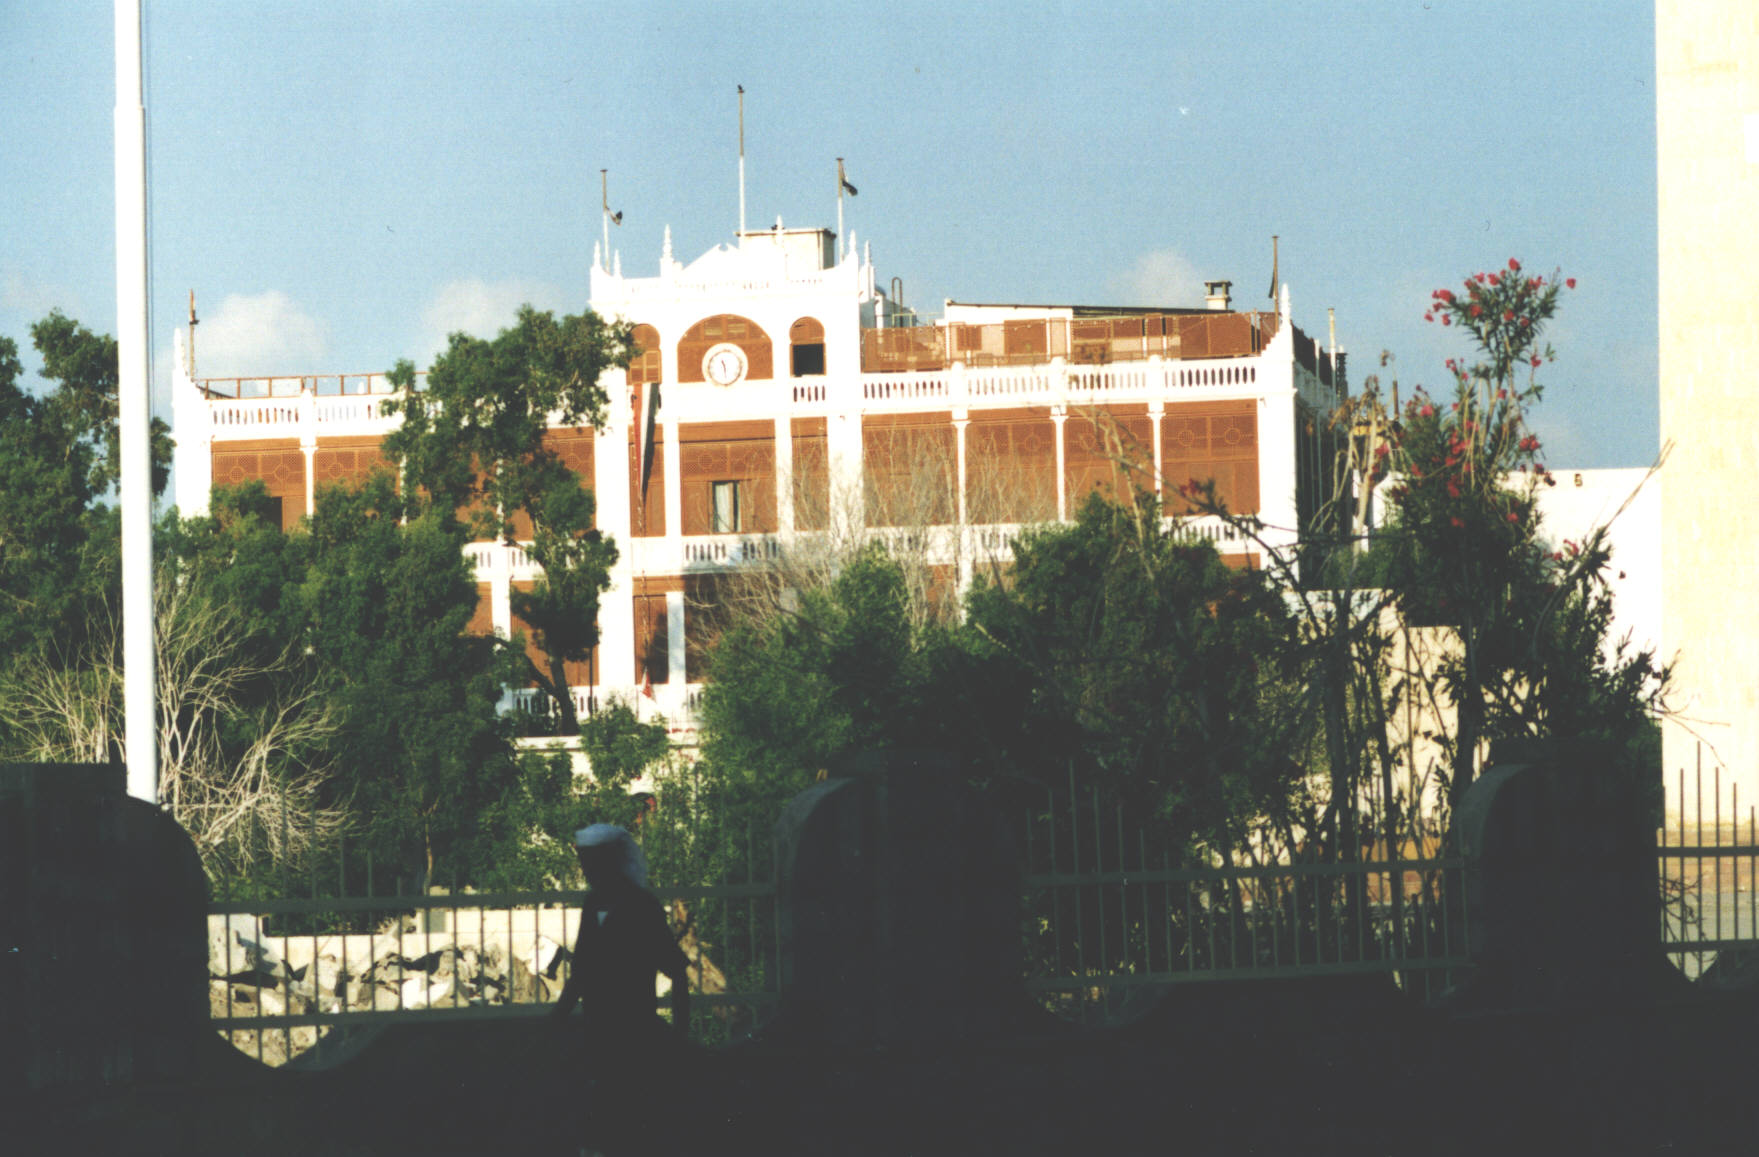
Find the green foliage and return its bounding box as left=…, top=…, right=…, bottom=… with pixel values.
left=578, top=701, right=672, bottom=817
left=0, top=316, right=172, bottom=753
left=962, top=492, right=1308, bottom=855
left=382, top=304, right=631, bottom=732
left=698, top=542, right=946, bottom=804
left=28, top=310, right=173, bottom=497
left=696, top=500, right=1309, bottom=861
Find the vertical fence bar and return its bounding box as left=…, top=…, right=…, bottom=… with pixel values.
left=1696, top=752, right=1704, bottom=977
left=1092, top=784, right=1107, bottom=995
left=1185, top=873, right=1196, bottom=974
left=1675, top=762, right=1685, bottom=970
left=1164, top=847, right=1176, bottom=976
left=1355, top=865, right=1367, bottom=964
left=1068, top=771, right=1086, bottom=1009
left=746, top=821, right=757, bottom=1023
left=1291, top=864, right=1302, bottom=968
left=1116, top=801, right=1128, bottom=977
left=1207, top=873, right=1220, bottom=972
left=1139, top=829, right=1150, bottom=975
left=1733, top=783, right=1742, bottom=941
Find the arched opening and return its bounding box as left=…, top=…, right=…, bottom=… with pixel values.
left=677, top=314, right=773, bottom=383
left=789, top=316, right=826, bottom=377
left=629, top=323, right=661, bottom=385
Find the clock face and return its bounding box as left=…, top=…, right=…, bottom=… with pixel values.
left=702, top=342, right=748, bottom=387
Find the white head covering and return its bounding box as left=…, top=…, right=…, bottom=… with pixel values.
left=572, top=823, right=647, bottom=888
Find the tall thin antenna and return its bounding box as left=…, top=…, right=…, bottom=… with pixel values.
left=737, top=85, right=746, bottom=237
left=187, top=289, right=198, bottom=379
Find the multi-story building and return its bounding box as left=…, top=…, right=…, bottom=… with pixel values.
left=171, top=224, right=1346, bottom=732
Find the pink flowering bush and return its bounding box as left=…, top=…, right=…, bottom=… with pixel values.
left=1380, top=264, right=1666, bottom=809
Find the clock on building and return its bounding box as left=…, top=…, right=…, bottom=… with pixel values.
left=702, top=342, right=748, bottom=387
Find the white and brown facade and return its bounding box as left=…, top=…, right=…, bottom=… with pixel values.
left=172, top=225, right=1346, bottom=732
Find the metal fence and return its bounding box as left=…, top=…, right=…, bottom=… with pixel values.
left=208, top=755, right=1759, bottom=1064
left=1012, top=774, right=1470, bottom=1023
left=1659, top=758, right=1759, bottom=981
left=207, top=823, right=778, bottom=1067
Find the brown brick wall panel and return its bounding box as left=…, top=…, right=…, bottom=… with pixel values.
left=211, top=439, right=305, bottom=530
left=863, top=412, right=956, bottom=528
left=966, top=407, right=1056, bottom=524
left=1065, top=404, right=1154, bottom=509
left=678, top=423, right=777, bottom=535
left=1161, top=400, right=1259, bottom=516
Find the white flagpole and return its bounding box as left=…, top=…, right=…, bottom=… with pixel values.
left=601, top=170, right=611, bottom=271
left=836, top=158, right=845, bottom=260
left=115, top=0, right=156, bottom=803
left=737, top=85, right=746, bottom=237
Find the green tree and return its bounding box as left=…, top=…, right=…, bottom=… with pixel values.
left=295, top=473, right=521, bottom=886
left=383, top=306, right=630, bottom=734
left=961, top=492, right=1309, bottom=859
left=698, top=542, right=946, bottom=802
left=0, top=315, right=173, bottom=754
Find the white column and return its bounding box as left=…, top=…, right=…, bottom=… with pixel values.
left=1148, top=397, right=1165, bottom=497
left=490, top=549, right=512, bottom=638
left=953, top=414, right=969, bottom=527
left=171, top=328, right=213, bottom=516
left=666, top=591, right=687, bottom=684
left=1052, top=406, right=1068, bottom=521
left=774, top=414, right=794, bottom=535
left=828, top=411, right=864, bottom=539
left=662, top=418, right=683, bottom=542
left=596, top=389, right=636, bottom=690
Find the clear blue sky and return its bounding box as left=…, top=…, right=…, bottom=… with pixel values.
left=2, top=0, right=1657, bottom=469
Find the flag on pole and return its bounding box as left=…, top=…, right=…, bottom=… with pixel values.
left=634, top=378, right=660, bottom=514
left=1268, top=235, right=1279, bottom=303
left=602, top=170, right=622, bottom=225
left=838, top=157, right=858, bottom=197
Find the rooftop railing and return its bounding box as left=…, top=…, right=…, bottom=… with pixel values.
left=861, top=312, right=1282, bottom=374
left=197, top=371, right=423, bottom=399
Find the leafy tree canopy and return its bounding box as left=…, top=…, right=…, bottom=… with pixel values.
left=382, top=305, right=631, bottom=733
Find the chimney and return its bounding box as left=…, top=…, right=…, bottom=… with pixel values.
left=1204, top=280, right=1233, bottom=311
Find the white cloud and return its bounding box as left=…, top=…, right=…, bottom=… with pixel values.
left=1, top=267, right=76, bottom=319
left=415, top=278, right=567, bottom=365
left=193, top=290, right=329, bottom=377
left=1106, top=249, right=1206, bottom=309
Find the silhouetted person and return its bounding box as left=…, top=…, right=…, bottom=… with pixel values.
left=552, top=824, right=691, bottom=1156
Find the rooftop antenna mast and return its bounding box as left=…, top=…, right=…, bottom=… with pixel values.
left=187, top=289, right=199, bottom=379
left=737, top=85, right=747, bottom=237
left=601, top=169, right=621, bottom=272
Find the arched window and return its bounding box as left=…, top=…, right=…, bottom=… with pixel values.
left=789, top=316, right=826, bottom=377
left=677, top=314, right=773, bottom=383
left=628, top=323, right=661, bottom=385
